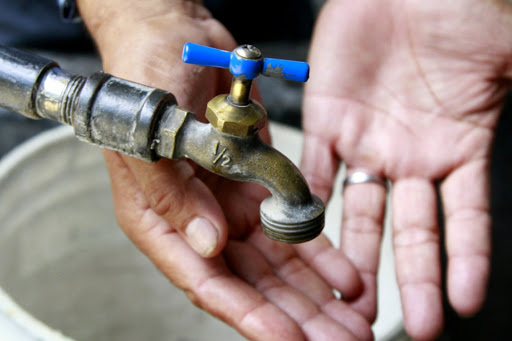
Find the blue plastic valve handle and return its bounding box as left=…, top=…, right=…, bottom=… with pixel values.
left=182, top=42, right=309, bottom=82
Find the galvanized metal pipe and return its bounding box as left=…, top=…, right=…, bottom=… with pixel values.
left=0, top=45, right=177, bottom=161
left=0, top=46, right=59, bottom=120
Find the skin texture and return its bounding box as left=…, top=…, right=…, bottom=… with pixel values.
left=301, top=0, right=512, bottom=340
left=77, top=1, right=372, bottom=340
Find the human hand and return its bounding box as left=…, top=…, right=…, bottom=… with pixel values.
left=301, top=0, right=512, bottom=339
left=78, top=1, right=372, bottom=340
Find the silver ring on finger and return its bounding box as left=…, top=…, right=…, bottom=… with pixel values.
left=343, top=171, right=388, bottom=191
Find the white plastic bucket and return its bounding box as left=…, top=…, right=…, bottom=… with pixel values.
left=0, top=123, right=403, bottom=340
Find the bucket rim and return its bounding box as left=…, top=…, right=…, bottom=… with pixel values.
left=0, top=125, right=76, bottom=341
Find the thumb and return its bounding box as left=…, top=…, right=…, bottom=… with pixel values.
left=103, top=150, right=228, bottom=258
left=300, top=132, right=340, bottom=203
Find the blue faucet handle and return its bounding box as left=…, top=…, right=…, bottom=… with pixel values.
left=182, top=43, right=231, bottom=69
left=182, top=42, right=309, bottom=82
left=262, top=58, right=309, bottom=83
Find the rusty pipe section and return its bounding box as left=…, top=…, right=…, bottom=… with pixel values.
left=0, top=45, right=175, bottom=161
left=0, top=45, right=324, bottom=243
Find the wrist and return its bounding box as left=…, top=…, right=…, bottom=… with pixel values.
left=76, top=1, right=209, bottom=51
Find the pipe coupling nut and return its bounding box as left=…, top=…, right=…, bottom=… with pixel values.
left=205, top=94, right=266, bottom=137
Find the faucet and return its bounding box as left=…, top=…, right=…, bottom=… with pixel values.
left=0, top=43, right=325, bottom=243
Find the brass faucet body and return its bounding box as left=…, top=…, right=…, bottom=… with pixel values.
left=156, top=107, right=325, bottom=242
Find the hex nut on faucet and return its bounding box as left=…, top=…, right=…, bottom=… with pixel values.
left=205, top=94, right=267, bottom=137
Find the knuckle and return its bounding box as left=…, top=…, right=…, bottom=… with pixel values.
left=148, top=184, right=185, bottom=217
left=184, top=289, right=202, bottom=309
left=393, top=225, right=439, bottom=248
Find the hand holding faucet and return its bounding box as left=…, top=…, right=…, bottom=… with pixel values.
left=17, top=1, right=371, bottom=340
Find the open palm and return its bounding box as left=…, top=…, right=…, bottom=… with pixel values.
left=301, top=0, right=512, bottom=339
left=105, top=152, right=372, bottom=340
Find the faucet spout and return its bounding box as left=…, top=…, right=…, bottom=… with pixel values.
left=156, top=110, right=325, bottom=243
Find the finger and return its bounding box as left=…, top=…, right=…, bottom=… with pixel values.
left=392, top=178, right=444, bottom=340
left=209, top=178, right=269, bottom=240
left=247, top=231, right=370, bottom=340
left=250, top=229, right=363, bottom=300
left=293, top=234, right=363, bottom=300
left=105, top=153, right=302, bottom=341
left=300, top=133, right=340, bottom=203
left=342, top=274, right=377, bottom=328
left=339, top=168, right=387, bottom=323
left=440, top=159, right=491, bottom=316
left=225, top=240, right=370, bottom=341
left=104, top=150, right=228, bottom=258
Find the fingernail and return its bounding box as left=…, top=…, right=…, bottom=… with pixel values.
left=185, top=217, right=219, bottom=257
